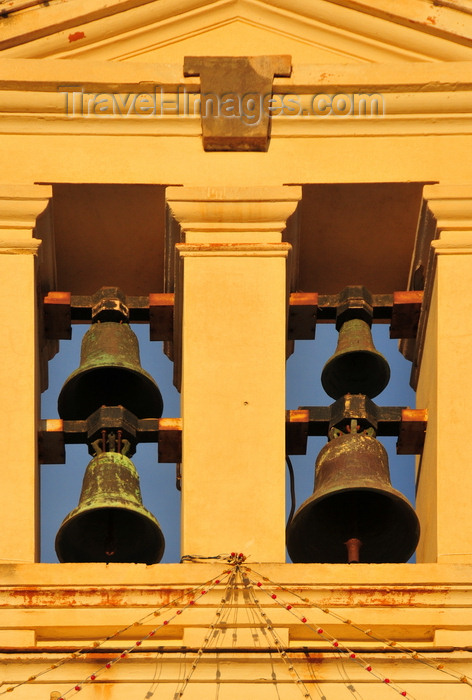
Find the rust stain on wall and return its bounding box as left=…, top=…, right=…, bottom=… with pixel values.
left=68, top=31, right=85, bottom=42
left=1, top=586, right=195, bottom=608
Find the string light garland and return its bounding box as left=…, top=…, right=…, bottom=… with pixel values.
left=172, top=568, right=239, bottom=699
left=246, top=564, right=472, bottom=691
left=53, top=569, right=238, bottom=700
left=2, top=553, right=472, bottom=698
left=243, top=566, right=414, bottom=699
left=0, top=568, right=232, bottom=697
left=240, top=567, right=314, bottom=699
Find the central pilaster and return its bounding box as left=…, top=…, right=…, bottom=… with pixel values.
left=167, top=187, right=301, bottom=561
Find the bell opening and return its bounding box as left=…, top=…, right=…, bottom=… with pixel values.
left=58, top=366, right=163, bottom=420
left=321, top=351, right=391, bottom=400
left=55, top=506, right=165, bottom=564
left=287, top=488, right=420, bottom=564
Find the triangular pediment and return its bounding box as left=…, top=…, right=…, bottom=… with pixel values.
left=1, top=0, right=472, bottom=63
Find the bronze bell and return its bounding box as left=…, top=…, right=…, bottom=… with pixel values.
left=286, top=432, right=420, bottom=563
left=58, top=321, right=163, bottom=420
left=321, top=318, right=390, bottom=399
left=55, top=451, right=165, bottom=564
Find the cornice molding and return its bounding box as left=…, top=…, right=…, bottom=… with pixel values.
left=2, top=60, right=472, bottom=140
left=423, top=184, right=472, bottom=231
left=167, top=185, right=302, bottom=243
left=1, top=0, right=472, bottom=62
left=0, top=183, right=52, bottom=254
left=2, top=562, right=472, bottom=649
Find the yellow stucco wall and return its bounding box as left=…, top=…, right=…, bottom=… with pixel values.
left=1, top=1, right=472, bottom=698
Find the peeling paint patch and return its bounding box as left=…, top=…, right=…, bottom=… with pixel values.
left=68, top=31, right=85, bottom=42
left=427, top=15, right=437, bottom=25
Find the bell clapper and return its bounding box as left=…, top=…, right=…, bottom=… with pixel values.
left=105, top=512, right=117, bottom=558
left=345, top=537, right=362, bottom=564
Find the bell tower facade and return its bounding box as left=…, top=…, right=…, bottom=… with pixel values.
left=1, top=1, right=472, bottom=698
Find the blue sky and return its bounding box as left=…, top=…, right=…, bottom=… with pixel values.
left=40, top=323, right=416, bottom=563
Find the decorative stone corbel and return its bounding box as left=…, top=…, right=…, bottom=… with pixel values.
left=183, top=56, right=292, bottom=151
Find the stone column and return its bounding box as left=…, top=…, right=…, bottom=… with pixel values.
left=416, top=184, right=472, bottom=563
left=0, top=184, right=52, bottom=563
left=167, top=187, right=301, bottom=562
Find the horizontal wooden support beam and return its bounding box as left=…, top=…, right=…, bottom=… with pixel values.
left=44, top=290, right=421, bottom=341
left=390, top=290, right=424, bottom=340
left=287, top=290, right=422, bottom=340
left=38, top=417, right=182, bottom=464
left=397, top=408, right=428, bottom=456
left=43, top=291, right=174, bottom=340
left=40, top=402, right=425, bottom=463
left=286, top=406, right=427, bottom=455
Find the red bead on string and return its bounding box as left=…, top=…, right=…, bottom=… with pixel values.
left=366, top=666, right=372, bottom=672
left=301, top=618, right=307, bottom=623
left=286, top=605, right=292, bottom=610
left=90, top=675, right=96, bottom=681
left=271, top=594, right=277, bottom=599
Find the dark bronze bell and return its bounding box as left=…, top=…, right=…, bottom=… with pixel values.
left=321, top=318, right=390, bottom=399
left=58, top=321, right=163, bottom=420
left=55, top=451, right=165, bottom=564
left=286, top=432, right=420, bottom=563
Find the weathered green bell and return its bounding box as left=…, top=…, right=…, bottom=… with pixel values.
left=55, top=452, right=165, bottom=564
left=321, top=318, right=390, bottom=399
left=286, top=432, right=420, bottom=564
left=58, top=321, right=163, bottom=420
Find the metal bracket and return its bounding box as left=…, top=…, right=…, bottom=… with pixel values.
left=39, top=412, right=182, bottom=464
left=286, top=399, right=427, bottom=456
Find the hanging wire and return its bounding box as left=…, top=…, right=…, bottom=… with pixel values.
left=49, top=571, right=234, bottom=700
left=243, top=565, right=414, bottom=699
left=0, top=569, right=231, bottom=697
left=5, top=554, right=472, bottom=698
left=172, top=568, right=239, bottom=699
left=286, top=455, right=297, bottom=533
left=247, top=564, right=472, bottom=690
left=239, top=564, right=314, bottom=700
